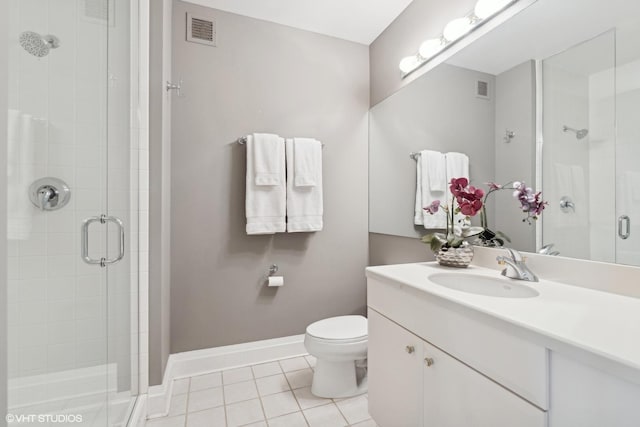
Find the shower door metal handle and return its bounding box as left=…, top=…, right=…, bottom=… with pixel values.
left=102, top=215, right=125, bottom=266
left=618, top=215, right=630, bottom=240
left=81, top=215, right=126, bottom=267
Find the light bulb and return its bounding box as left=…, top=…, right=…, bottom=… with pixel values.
left=474, top=0, right=513, bottom=19
left=418, top=38, right=445, bottom=60
left=399, top=55, right=422, bottom=74
left=443, top=17, right=474, bottom=42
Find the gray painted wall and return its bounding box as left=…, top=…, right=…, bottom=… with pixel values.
left=494, top=60, right=536, bottom=252
left=369, top=63, right=496, bottom=238
left=369, top=233, right=433, bottom=266
left=369, top=0, right=477, bottom=106
left=1, top=0, right=8, bottom=420
left=170, top=1, right=369, bottom=353
left=149, top=0, right=172, bottom=386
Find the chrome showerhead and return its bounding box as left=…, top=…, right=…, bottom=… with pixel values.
left=19, top=31, right=60, bottom=58
left=562, top=125, right=589, bottom=140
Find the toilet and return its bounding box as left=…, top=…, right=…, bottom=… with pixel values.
left=304, top=315, right=368, bottom=398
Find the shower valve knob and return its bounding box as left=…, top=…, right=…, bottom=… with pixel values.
left=29, top=177, right=71, bottom=211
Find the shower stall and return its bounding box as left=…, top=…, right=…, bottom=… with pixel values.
left=4, top=0, right=148, bottom=425
left=542, top=23, right=640, bottom=266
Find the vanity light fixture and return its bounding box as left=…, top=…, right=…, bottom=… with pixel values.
left=398, top=0, right=524, bottom=77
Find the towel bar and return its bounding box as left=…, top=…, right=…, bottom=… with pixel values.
left=237, top=136, right=325, bottom=147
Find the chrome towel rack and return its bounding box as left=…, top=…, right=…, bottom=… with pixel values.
left=237, top=136, right=325, bottom=147
left=409, top=152, right=421, bottom=160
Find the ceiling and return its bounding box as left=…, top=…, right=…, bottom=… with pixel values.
left=183, top=0, right=414, bottom=45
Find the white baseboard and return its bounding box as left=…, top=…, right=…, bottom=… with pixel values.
left=146, top=334, right=306, bottom=419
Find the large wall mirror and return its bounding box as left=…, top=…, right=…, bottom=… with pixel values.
left=369, top=0, right=640, bottom=266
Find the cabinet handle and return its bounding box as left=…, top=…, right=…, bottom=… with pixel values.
left=425, top=357, right=434, bottom=367
left=405, top=345, right=415, bottom=354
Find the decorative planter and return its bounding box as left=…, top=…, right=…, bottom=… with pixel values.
left=435, top=241, right=474, bottom=268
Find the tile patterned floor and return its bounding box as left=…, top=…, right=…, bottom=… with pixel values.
left=145, top=355, right=376, bottom=427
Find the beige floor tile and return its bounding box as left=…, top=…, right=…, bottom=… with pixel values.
left=185, top=407, right=225, bottom=427
left=292, top=387, right=332, bottom=410
left=261, top=391, right=300, bottom=419
left=225, top=398, right=265, bottom=427
left=256, top=374, right=291, bottom=396
left=224, top=379, right=259, bottom=404
left=223, top=366, right=254, bottom=385
left=252, top=361, right=283, bottom=379
left=190, top=372, right=222, bottom=392
left=279, top=357, right=309, bottom=373
left=303, top=403, right=347, bottom=427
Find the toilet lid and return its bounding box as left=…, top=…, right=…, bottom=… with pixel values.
left=306, top=315, right=367, bottom=341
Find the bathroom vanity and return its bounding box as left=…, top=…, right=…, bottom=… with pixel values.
left=366, top=262, right=640, bottom=427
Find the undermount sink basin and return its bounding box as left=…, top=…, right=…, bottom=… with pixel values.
left=429, top=273, right=540, bottom=298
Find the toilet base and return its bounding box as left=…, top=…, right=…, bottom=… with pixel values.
left=311, top=358, right=368, bottom=398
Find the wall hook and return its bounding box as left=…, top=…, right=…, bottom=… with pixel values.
left=166, top=79, right=183, bottom=97
left=504, top=129, right=515, bottom=143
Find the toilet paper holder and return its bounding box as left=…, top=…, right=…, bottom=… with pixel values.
left=268, top=264, right=278, bottom=276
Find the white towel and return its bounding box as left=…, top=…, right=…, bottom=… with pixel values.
left=8, top=111, right=35, bottom=240
left=245, top=134, right=286, bottom=234
left=415, top=150, right=447, bottom=228
left=253, top=133, right=284, bottom=186
left=286, top=138, right=323, bottom=232
left=445, top=152, right=469, bottom=184
left=445, top=152, right=470, bottom=226
left=293, top=137, right=321, bottom=187
left=425, top=150, right=446, bottom=191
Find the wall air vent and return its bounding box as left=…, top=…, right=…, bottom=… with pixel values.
left=82, top=0, right=115, bottom=26
left=187, top=13, right=216, bottom=47
left=476, top=80, right=490, bottom=99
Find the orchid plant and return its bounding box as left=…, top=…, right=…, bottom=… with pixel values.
left=421, top=178, right=547, bottom=252
left=421, top=178, right=485, bottom=253
left=477, top=181, right=547, bottom=246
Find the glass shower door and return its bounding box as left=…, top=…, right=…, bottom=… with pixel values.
left=6, top=0, right=139, bottom=425
left=614, top=23, right=640, bottom=267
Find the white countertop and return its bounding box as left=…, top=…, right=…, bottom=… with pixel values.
left=366, top=262, right=640, bottom=376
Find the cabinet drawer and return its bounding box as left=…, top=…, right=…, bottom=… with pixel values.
left=423, top=340, right=547, bottom=427
left=368, top=276, right=548, bottom=409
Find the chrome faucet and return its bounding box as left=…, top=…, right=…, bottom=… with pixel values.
left=496, top=248, right=538, bottom=282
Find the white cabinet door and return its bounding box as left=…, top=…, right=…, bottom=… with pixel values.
left=423, top=341, right=547, bottom=427
left=549, top=352, right=640, bottom=427
left=368, top=309, right=423, bottom=427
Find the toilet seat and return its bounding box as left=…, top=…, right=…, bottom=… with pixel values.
left=306, top=315, right=367, bottom=343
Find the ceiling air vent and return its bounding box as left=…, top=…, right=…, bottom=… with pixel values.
left=476, top=80, right=490, bottom=100
left=186, top=13, right=216, bottom=47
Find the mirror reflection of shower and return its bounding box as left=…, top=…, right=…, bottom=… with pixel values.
left=562, top=125, right=589, bottom=140
left=19, top=31, right=60, bottom=57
